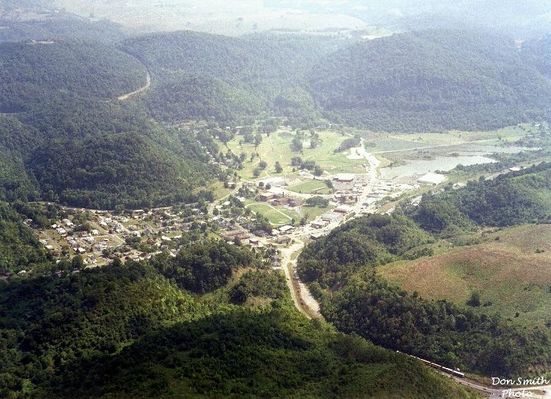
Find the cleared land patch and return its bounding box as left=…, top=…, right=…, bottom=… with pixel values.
left=378, top=224, right=551, bottom=328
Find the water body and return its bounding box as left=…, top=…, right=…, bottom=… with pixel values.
left=380, top=143, right=538, bottom=180
left=381, top=155, right=497, bottom=179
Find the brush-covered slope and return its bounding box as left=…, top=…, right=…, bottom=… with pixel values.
left=309, top=30, right=551, bottom=131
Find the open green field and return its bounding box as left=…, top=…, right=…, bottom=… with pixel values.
left=246, top=201, right=329, bottom=226
left=378, top=224, right=551, bottom=328
left=207, top=180, right=233, bottom=200
left=226, top=130, right=365, bottom=179
left=288, top=179, right=332, bottom=194
left=365, top=125, right=529, bottom=154
left=246, top=202, right=298, bottom=226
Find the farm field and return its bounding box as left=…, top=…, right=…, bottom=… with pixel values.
left=378, top=224, right=551, bottom=328
left=226, top=130, right=365, bottom=179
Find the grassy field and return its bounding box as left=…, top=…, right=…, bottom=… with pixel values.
left=365, top=125, right=528, bottom=154
left=378, top=224, right=551, bottom=328
left=247, top=202, right=297, bottom=226
left=226, top=130, right=365, bottom=179
left=246, top=201, right=329, bottom=226
left=208, top=181, right=233, bottom=200
left=288, top=179, right=332, bottom=194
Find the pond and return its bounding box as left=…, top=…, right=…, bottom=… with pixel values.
left=380, top=142, right=538, bottom=180
left=381, top=154, right=497, bottom=179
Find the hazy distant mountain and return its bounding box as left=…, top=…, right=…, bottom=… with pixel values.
left=0, top=0, right=126, bottom=44
left=268, top=0, right=551, bottom=36
left=51, top=0, right=368, bottom=35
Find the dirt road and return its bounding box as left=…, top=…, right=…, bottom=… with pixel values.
left=117, top=70, right=151, bottom=101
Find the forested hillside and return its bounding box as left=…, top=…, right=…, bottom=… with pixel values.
left=123, top=31, right=341, bottom=124
left=0, top=242, right=476, bottom=399
left=409, top=162, right=551, bottom=232
left=28, top=132, right=214, bottom=209
left=298, top=165, right=551, bottom=376
left=0, top=202, right=51, bottom=274
left=0, top=40, right=146, bottom=112
left=523, top=34, right=551, bottom=79
left=309, top=30, right=551, bottom=131
left=0, top=40, right=217, bottom=209
left=123, top=29, right=551, bottom=131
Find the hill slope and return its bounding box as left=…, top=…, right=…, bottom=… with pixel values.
left=0, top=245, right=476, bottom=398
left=123, top=31, right=341, bottom=124
left=298, top=164, right=551, bottom=376
left=0, top=40, right=216, bottom=208
left=309, top=30, right=551, bottom=131
left=0, top=40, right=147, bottom=112
left=523, top=34, right=551, bottom=79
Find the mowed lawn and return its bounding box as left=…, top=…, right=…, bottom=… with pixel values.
left=378, top=224, right=551, bottom=328
left=226, top=130, right=365, bottom=179
left=288, top=179, right=332, bottom=194
left=247, top=202, right=298, bottom=226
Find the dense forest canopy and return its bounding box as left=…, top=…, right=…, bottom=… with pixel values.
left=409, top=162, right=551, bottom=232
left=0, top=40, right=217, bottom=208
left=120, top=29, right=551, bottom=131
left=122, top=31, right=341, bottom=124
left=309, top=30, right=551, bottom=131
left=0, top=245, right=475, bottom=399
left=523, top=34, right=551, bottom=79
left=28, top=132, right=215, bottom=209
left=0, top=40, right=147, bottom=110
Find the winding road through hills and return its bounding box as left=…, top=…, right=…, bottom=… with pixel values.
left=117, top=69, right=151, bottom=101
left=210, top=137, right=548, bottom=398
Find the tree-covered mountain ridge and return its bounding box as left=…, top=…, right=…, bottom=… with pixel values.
left=1, top=29, right=550, bottom=208
left=0, top=39, right=217, bottom=209
left=124, top=29, right=551, bottom=131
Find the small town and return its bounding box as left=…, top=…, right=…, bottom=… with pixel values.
left=29, top=141, right=416, bottom=278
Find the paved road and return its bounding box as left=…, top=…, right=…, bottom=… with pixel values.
left=209, top=141, right=549, bottom=398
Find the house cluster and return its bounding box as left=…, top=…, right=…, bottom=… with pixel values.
left=38, top=206, right=208, bottom=268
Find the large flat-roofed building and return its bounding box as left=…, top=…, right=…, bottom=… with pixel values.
left=333, top=173, right=355, bottom=183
